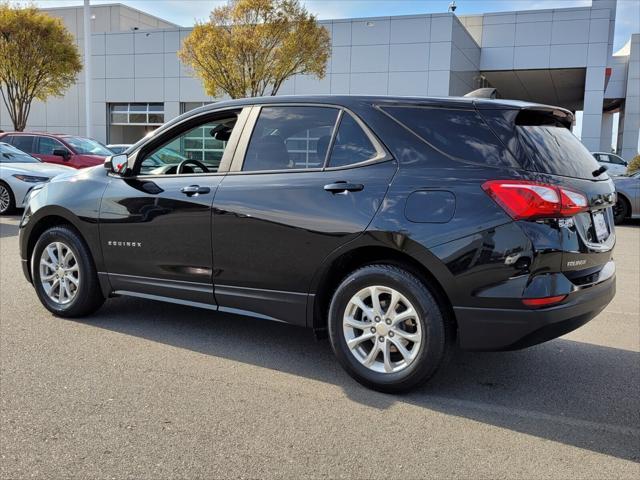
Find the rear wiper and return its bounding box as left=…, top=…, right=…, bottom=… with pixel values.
left=592, top=165, right=608, bottom=177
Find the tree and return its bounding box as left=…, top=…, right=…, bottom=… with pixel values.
left=627, top=154, right=640, bottom=174
left=179, top=0, right=330, bottom=99
left=0, top=5, right=82, bottom=131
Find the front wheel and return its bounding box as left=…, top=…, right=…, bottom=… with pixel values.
left=328, top=264, right=450, bottom=392
left=0, top=182, right=16, bottom=215
left=32, top=225, right=105, bottom=317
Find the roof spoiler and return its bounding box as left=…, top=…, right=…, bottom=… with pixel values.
left=464, top=88, right=499, bottom=99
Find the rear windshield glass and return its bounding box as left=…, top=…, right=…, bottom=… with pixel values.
left=516, top=124, right=605, bottom=180
left=381, top=106, right=522, bottom=169
left=482, top=109, right=606, bottom=180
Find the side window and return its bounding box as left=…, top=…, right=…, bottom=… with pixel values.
left=327, top=114, right=378, bottom=168
left=608, top=155, right=624, bottom=165
left=382, top=106, right=521, bottom=169
left=243, top=106, right=339, bottom=172
left=37, top=137, right=66, bottom=155
left=9, top=135, right=35, bottom=153
left=139, top=114, right=237, bottom=175
left=596, top=154, right=609, bottom=163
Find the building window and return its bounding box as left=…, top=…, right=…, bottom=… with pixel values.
left=110, top=103, right=164, bottom=125
left=179, top=124, right=227, bottom=164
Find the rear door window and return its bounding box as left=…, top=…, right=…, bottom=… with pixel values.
left=7, top=135, right=36, bottom=153
left=242, top=106, right=339, bottom=172
left=327, top=114, right=378, bottom=168
left=382, top=106, right=521, bottom=169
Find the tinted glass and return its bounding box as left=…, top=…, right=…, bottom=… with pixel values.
left=482, top=109, right=604, bottom=180
left=383, top=106, right=521, bottom=169
left=328, top=114, right=377, bottom=168
left=9, top=135, right=35, bottom=153
left=65, top=137, right=112, bottom=156
left=243, top=106, right=339, bottom=172
left=140, top=116, right=237, bottom=175
left=37, top=137, right=65, bottom=155
left=0, top=143, right=40, bottom=163
left=517, top=126, right=602, bottom=179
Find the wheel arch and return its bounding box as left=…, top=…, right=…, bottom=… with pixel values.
left=309, top=243, right=456, bottom=338
left=23, top=208, right=104, bottom=289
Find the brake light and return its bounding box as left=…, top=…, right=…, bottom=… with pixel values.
left=482, top=180, right=588, bottom=220
left=522, top=295, right=567, bottom=308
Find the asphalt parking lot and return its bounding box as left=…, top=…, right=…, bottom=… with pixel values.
left=0, top=214, right=638, bottom=479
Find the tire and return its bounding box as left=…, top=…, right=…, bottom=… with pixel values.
left=32, top=225, right=105, bottom=317
left=613, top=196, right=629, bottom=224
left=328, top=264, right=450, bottom=393
left=0, top=181, right=16, bottom=215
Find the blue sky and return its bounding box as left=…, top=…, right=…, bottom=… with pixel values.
left=19, top=0, right=640, bottom=52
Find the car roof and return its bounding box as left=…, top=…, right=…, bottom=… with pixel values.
left=0, top=131, right=73, bottom=138
left=592, top=152, right=622, bottom=156
left=190, top=94, right=570, bottom=113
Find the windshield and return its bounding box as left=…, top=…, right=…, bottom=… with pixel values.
left=0, top=142, right=40, bottom=163
left=65, top=137, right=113, bottom=156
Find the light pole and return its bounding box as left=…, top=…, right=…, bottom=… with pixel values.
left=83, top=0, right=92, bottom=138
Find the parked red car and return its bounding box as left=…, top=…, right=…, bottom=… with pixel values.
left=0, top=132, right=113, bottom=169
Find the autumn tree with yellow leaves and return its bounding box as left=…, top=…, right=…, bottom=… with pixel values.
left=179, top=0, right=331, bottom=99
left=0, top=5, right=82, bottom=131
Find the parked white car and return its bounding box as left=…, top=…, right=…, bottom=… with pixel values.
left=591, top=152, right=629, bottom=176
left=0, top=142, right=74, bottom=214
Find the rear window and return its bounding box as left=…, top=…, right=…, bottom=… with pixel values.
left=381, top=106, right=521, bottom=169
left=482, top=109, right=605, bottom=180
left=8, top=135, right=36, bottom=153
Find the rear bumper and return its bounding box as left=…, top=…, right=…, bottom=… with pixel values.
left=454, top=264, right=616, bottom=351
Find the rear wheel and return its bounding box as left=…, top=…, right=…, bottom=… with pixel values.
left=613, top=196, right=629, bottom=224
left=328, top=264, right=450, bottom=392
left=32, top=225, right=105, bottom=317
left=0, top=182, right=15, bottom=215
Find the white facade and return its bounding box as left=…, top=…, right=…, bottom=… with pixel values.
left=0, top=1, right=638, bottom=159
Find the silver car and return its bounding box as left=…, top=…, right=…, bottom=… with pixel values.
left=592, top=152, right=629, bottom=176
left=613, top=171, right=640, bottom=223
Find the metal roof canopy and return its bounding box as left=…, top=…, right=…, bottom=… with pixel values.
left=481, top=68, right=587, bottom=112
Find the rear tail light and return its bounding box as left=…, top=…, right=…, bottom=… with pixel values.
left=482, top=180, right=588, bottom=220
left=522, top=295, right=567, bottom=308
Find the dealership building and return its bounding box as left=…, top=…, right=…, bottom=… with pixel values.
left=0, top=0, right=638, bottom=159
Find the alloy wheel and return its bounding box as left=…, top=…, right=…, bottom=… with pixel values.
left=343, top=286, right=422, bottom=373
left=39, top=241, right=80, bottom=305
left=0, top=185, right=10, bottom=213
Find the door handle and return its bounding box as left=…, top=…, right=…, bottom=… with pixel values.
left=324, top=181, right=364, bottom=193
left=181, top=185, right=211, bottom=196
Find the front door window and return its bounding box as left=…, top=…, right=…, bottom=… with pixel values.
left=139, top=115, right=238, bottom=175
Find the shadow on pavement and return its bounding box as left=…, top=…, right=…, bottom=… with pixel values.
left=0, top=216, right=20, bottom=239
left=80, top=295, right=639, bottom=462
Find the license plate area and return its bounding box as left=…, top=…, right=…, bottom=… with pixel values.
left=592, top=210, right=609, bottom=242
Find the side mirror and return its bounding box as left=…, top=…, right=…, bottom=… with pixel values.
left=104, top=154, right=130, bottom=175
left=53, top=149, right=70, bottom=160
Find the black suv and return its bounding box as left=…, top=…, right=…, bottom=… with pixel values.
left=19, top=96, right=616, bottom=391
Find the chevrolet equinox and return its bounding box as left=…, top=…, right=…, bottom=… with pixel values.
left=19, top=96, right=617, bottom=391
